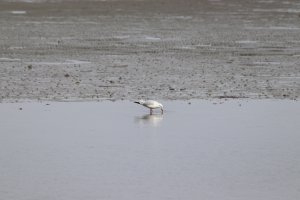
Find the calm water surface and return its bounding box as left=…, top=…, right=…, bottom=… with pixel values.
left=0, top=100, right=300, bottom=200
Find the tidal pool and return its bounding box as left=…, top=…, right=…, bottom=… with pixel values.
left=0, top=100, right=300, bottom=200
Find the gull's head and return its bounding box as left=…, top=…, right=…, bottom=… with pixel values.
left=134, top=99, right=145, bottom=105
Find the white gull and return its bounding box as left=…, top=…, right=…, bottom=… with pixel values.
left=134, top=100, right=164, bottom=115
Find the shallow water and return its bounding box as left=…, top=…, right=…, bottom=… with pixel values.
left=0, top=100, right=300, bottom=199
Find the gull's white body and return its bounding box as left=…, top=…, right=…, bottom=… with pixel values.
left=134, top=100, right=164, bottom=114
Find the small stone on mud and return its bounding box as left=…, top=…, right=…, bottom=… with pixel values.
left=27, top=65, right=32, bottom=70
left=64, top=74, right=70, bottom=78
left=169, top=86, right=175, bottom=91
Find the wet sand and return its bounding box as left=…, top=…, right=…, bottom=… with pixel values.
left=0, top=0, right=300, bottom=102
left=1, top=100, right=300, bottom=199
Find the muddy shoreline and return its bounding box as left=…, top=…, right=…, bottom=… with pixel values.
left=0, top=0, right=300, bottom=102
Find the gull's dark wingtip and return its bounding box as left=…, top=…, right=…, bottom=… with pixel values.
left=134, top=101, right=140, bottom=104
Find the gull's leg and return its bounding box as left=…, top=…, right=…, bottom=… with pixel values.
left=161, top=108, right=163, bottom=114
left=150, top=109, right=153, bottom=115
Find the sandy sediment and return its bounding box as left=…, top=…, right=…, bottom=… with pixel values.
left=0, top=0, right=299, bottom=102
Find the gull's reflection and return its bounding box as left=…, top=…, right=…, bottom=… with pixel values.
left=135, top=114, right=163, bottom=127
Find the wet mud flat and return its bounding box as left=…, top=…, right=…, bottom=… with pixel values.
left=0, top=100, right=300, bottom=199
left=0, top=0, right=300, bottom=102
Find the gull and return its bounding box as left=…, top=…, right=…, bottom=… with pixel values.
left=134, top=100, right=164, bottom=115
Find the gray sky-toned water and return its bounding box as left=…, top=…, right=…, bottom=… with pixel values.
left=0, top=100, right=300, bottom=199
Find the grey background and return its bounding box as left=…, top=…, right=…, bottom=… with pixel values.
left=0, top=0, right=300, bottom=102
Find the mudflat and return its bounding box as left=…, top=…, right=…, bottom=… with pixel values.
left=0, top=0, right=300, bottom=102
